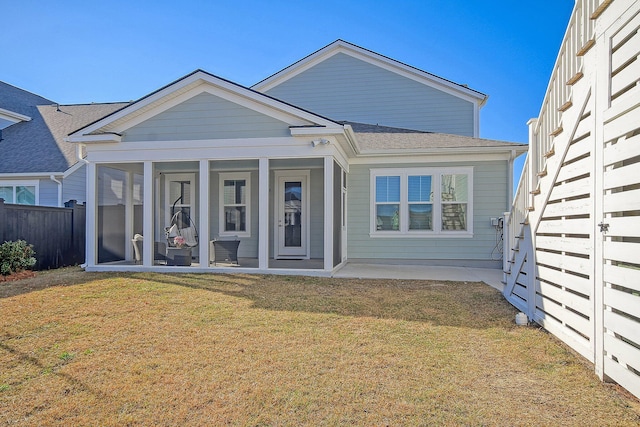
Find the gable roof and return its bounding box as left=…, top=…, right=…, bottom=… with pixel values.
left=252, top=40, right=488, bottom=106
left=343, top=121, right=527, bottom=155
left=68, top=69, right=345, bottom=142
left=0, top=80, right=129, bottom=174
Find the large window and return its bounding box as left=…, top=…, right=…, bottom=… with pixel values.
left=370, top=168, right=473, bottom=237
left=219, top=172, right=250, bottom=237
left=0, top=181, right=38, bottom=205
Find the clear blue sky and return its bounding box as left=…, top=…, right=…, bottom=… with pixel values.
left=3, top=0, right=575, bottom=183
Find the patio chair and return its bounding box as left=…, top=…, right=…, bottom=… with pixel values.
left=210, top=237, right=240, bottom=266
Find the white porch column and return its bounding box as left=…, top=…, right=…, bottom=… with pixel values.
left=258, top=157, right=269, bottom=269
left=142, top=161, right=154, bottom=266
left=85, top=161, right=97, bottom=267
left=199, top=160, right=210, bottom=266
left=124, top=171, right=134, bottom=261
left=323, top=156, right=334, bottom=271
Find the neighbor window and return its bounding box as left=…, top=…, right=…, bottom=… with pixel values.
left=0, top=181, right=38, bottom=205
left=370, top=168, right=472, bottom=237
left=219, top=172, right=250, bottom=237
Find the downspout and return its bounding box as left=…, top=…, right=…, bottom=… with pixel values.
left=50, top=175, right=62, bottom=207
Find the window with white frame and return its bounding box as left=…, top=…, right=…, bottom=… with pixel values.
left=219, top=172, right=250, bottom=237
left=0, top=181, right=38, bottom=205
left=370, top=167, right=473, bottom=237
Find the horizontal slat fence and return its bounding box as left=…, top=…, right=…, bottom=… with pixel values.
left=0, top=199, right=86, bottom=270
left=504, top=0, right=640, bottom=400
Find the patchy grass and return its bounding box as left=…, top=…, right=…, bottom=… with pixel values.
left=1, top=267, right=639, bottom=426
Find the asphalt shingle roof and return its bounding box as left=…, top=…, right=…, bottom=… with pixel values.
left=0, top=81, right=128, bottom=174
left=341, top=121, right=527, bottom=152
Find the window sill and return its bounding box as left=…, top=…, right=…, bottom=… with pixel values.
left=219, top=232, right=250, bottom=239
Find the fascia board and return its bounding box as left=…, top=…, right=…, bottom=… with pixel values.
left=356, top=145, right=528, bottom=157
left=253, top=41, right=486, bottom=105
left=66, top=134, right=122, bottom=143
left=0, top=172, right=64, bottom=178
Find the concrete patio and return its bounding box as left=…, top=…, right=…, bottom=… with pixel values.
left=334, top=263, right=505, bottom=291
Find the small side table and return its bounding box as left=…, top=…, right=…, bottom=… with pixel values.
left=166, top=247, right=192, bottom=266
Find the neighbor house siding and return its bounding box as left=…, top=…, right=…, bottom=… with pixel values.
left=38, top=179, right=59, bottom=207
left=63, top=164, right=87, bottom=204
left=123, top=92, right=291, bottom=142
left=263, top=53, right=475, bottom=136
left=347, top=160, right=508, bottom=266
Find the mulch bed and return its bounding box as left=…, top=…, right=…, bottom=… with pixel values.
left=0, top=270, right=37, bottom=283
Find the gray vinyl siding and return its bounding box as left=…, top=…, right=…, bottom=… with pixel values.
left=123, top=92, right=291, bottom=142
left=38, top=179, right=59, bottom=206
left=62, top=165, right=87, bottom=204
left=264, top=53, right=475, bottom=136
left=347, top=160, right=508, bottom=265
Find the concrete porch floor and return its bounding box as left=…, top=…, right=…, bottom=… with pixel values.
left=334, top=263, right=505, bottom=292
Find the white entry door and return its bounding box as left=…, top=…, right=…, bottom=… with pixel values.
left=275, top=171, right=309, bottom=258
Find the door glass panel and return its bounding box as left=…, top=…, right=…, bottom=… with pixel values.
left=284, top=181, right=302, bottom=247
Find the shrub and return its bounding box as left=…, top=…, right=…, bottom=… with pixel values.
left=0, top=240, right=36, bottom=276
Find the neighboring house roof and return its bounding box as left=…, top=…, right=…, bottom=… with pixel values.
left=343, top=121, right=527, bottom=154
left=252, top=39, right=488, bottom=106
left=0, top=81, right=128, bottom=174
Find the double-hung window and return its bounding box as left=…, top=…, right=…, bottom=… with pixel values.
left=0, top=181, right=38, bottom=205
left=219, top=172, right=250, bottom=237
left=371, top=167, right=473, bottom=237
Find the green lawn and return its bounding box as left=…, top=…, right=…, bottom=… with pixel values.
left=1, top=267, right=639, bottom=426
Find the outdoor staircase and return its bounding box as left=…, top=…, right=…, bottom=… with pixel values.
left=503, top=0, right=640, bottom=400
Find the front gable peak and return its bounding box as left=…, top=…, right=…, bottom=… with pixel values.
left=68, top=70, right=343, bottom=143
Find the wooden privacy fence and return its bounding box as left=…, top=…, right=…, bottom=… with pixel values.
left=504, top=0, right=640, bottom=400
left=0, top=199, right=86, bottom=270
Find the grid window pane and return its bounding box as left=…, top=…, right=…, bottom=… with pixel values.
left=224, top=206, right=246, bottom=232
left=375, top=176, right=400, bottom=203
left=442, top=174, right=468, bottom=202
left=442, top=203, right=467, bottom=230
left=376, top=204, right=399, bottom=230
left=408, top=175, right=432, bottom=202
left=409, top=204, right=432, bottom=230
left=224, top=180, right=246, bottom=205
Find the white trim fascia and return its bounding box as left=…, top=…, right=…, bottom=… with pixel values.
left=289, top=127, right=345, bottom=136
left=352, top=145, right=527, bottom=159
left=253, top=41, right=487, bottom=106
left=350, top=152, right=512, bottom=165
left=70, top=71, right=341, bottom=138
left=0, top=107, right=31, bottom=124
left=66, top=134, right=121, bottom=144
left=63, top=161, right=86, bottom=179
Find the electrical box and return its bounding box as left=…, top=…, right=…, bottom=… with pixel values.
left=491, top=217, right=500, bottom=227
